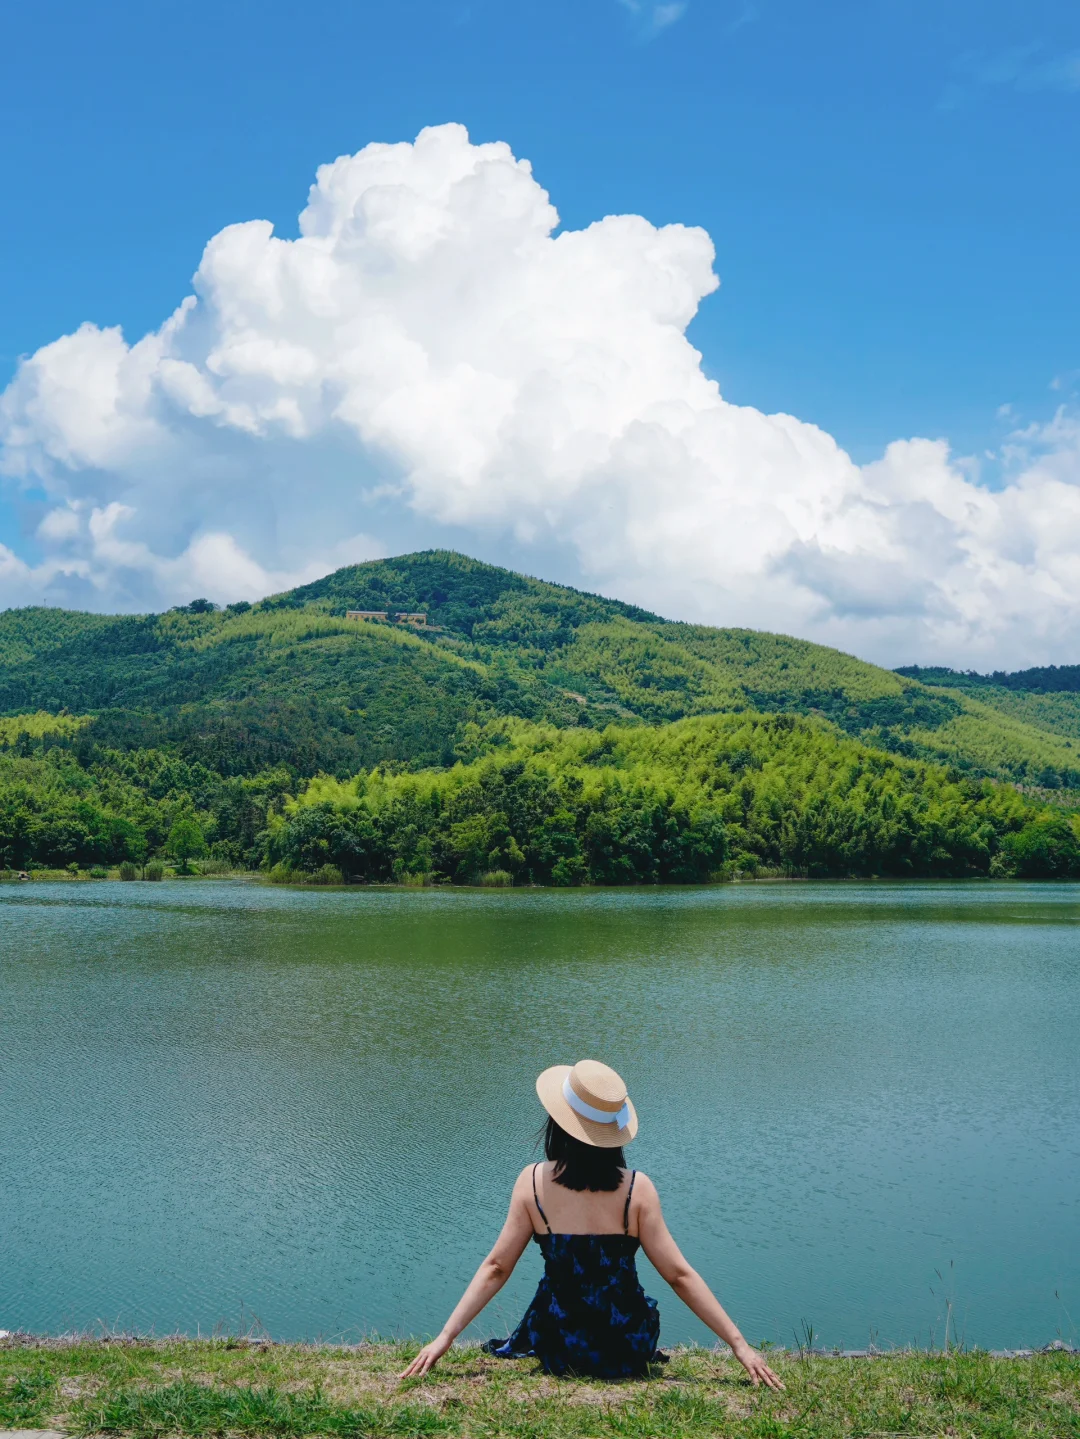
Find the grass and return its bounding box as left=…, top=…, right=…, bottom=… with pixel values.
left=0, top=1337, right=1076, bottom=1438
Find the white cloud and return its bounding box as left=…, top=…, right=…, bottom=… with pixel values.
left=1, top=121, right=1079, bottom=667
left=37, top=504, right=81, bottom=542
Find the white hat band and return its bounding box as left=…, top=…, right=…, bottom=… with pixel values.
left=563, top=1074, right=630, bottom=1130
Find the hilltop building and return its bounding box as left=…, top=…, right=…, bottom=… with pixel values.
left=345, top=610, right=428, bottom=626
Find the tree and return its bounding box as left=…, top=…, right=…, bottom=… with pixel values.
left=1002, top=813, right=1080, bottom=878
left=167, top=816, right=208, bottom=873
left=106, top=816, right=148, bottom=866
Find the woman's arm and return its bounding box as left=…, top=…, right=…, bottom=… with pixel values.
left=399, top=1167, right=537, bottom=1377
left=635, top=1173, right=784, bottom=1391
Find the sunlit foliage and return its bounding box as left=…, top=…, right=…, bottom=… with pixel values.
left=264, top=714, right=1079, bottom=884
left=3, top=552, right=1080, bottom=876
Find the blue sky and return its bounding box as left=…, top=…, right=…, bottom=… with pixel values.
left=3, top=0, right=1077, bottom=458
left=0, top=0, right=1078, bottom=664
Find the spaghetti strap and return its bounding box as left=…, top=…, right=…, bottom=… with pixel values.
left=485, top=1161, right=663, bottom=1377
left=532, top=1163, right=552, bottom=1234
left=623, top=1169, right=637, bottom=1234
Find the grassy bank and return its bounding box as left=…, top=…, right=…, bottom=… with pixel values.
left=0, top=866, right=248, bottom=883
left=1, top=1337, right=1077, bottom=1438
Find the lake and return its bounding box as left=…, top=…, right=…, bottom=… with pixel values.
left=2, top=880, right=1077, bottom=1351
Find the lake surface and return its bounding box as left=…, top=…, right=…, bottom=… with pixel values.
left=2, top=880, right=1077, bottom=1351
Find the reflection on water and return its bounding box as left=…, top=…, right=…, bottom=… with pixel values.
left=2, top=880, right=1077, bottom=1349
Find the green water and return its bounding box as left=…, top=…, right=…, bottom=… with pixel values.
left=2, top=880, right=1077, bottom=1350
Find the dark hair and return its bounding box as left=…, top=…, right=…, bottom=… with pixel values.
left=544, top=1117, right=626, bottom=1192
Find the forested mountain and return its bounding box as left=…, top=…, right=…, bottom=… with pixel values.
left=265, top=713, right=1077, bottom=885
left=2, top=550, right=1078, bottom=878
left=899, top=663, right=1080, bottom=694
left=897, top=664, right=1080, bottom=758
left=3, top=549, right=1079, bottom=783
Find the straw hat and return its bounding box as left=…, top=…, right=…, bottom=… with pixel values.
left=536, top=1060, right=638, bottom=1148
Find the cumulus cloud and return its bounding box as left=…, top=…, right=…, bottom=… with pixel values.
left=1, top=121, right=1079, bottom=666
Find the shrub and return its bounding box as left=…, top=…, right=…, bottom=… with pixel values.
left=310, top=863, right=344, bottom=885
left=480, top=869, right=513, bottom=887
left=118, top=861, right=138, bottom=881
left=144, top=860, right=165, bottom=881
left=266, top=862, right=296, bottom=885
left=89, top=865, right=109, bottom=879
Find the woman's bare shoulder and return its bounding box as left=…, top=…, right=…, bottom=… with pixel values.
left=512, top=1163, right=541, bottom=1194
left=630, top=1170, right=660, bottom=1203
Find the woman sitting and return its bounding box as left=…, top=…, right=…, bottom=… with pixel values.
left=402, top=1059, right=783, bottom=1388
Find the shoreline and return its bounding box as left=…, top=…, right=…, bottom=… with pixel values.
left=4, top=869, right=1080, bottom=889
left=1, top=1335, right=1076, bottom=1437
left=3, top=1333, right=1077, bottom=1357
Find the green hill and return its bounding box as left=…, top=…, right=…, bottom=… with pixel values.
left=266, top=712, right=1073, bottom=885
left=2, top=549, right=1077, bottom=785
left=2, top=550, right=1079, bottom=878
left=897, top=664, right=1080, bottom=766
left=899, top=662, right=1080, bottom=694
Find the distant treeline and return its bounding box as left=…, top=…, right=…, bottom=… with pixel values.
left=3, top=710, right=1080, bottom=883
left=898, top=664, right=1080, bottom=695
left=265, top=714, right=1080, bottom=884
left=0, top=716, right=290, bottom=872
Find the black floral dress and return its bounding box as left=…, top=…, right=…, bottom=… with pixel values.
left=484, top=1166, right=664, bottom=1378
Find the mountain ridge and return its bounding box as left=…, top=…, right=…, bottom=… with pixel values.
left=1, top=548, right=1077, bottom=788
left=3, top=550, right=1079, bottom=878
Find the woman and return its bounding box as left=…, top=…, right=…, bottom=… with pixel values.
left=402, top=1059, right=783, bottom=1388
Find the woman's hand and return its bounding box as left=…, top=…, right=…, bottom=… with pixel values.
left=399, top=1331, right=453, bottom=1378
left=400, top=1172, right=535, bottom=1383
left=732, top=1342, right=785, bottom=1391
